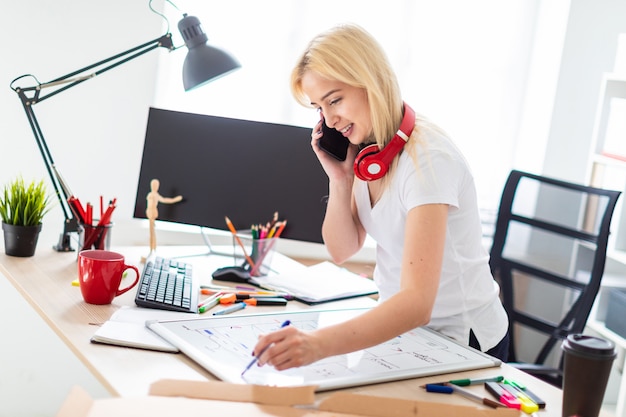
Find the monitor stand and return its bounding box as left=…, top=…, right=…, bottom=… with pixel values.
left=159, top=226, right=247, bottom=262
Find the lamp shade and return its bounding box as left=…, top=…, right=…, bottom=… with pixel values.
left=178, top=14, right=241, bottom=91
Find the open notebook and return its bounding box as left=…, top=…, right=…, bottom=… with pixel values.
left=250, top=261, right=378, bottom=304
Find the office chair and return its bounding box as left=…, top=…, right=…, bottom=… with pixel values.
left=489, top=170, right=621, bottom=387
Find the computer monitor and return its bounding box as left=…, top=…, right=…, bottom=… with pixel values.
left=133, top=107, right=328, bottom=244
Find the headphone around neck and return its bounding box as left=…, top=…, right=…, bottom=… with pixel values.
left=353, top=102, right=416, bottom=181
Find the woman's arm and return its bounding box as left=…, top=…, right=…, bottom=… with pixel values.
left=253, top=203, right=448, bottom=370
left=310, top=120, right=365, bottom=263
left=321, top=177, right=366, bottom=263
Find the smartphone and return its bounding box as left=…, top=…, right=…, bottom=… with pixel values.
left=319, top=119, right=350, bottom=161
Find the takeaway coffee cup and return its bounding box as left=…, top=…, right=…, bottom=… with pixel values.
left=77, top=250, right=140, bottom=305
left=561, top=334, right=616, bottom=417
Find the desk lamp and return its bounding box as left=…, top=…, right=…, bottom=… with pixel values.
left=9, top=8, right=240, bottom=252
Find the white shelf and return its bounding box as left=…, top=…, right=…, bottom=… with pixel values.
left=588, top=74, right=626, bottom=265
left=588, top=319, right=626, bottom=350
left=608, top=249, right=626, bottom=266
left=593, top=154, right=626, bottom=170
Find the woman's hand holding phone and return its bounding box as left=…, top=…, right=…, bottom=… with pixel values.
left=311, top=115, right=357, bottom=181
left=317, top=116, right=350, bottom=161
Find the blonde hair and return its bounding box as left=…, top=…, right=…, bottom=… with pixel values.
left=290, top=24, right=408, bottom=152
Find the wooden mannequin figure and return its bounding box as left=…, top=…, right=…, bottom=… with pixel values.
left=146, top=179, right=183, bottom=254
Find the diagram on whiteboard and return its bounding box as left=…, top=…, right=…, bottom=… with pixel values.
left=148, top=308, right=501, bottom=391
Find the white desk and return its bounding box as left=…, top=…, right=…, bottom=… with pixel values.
left=0, top=243, right=575, bottom=415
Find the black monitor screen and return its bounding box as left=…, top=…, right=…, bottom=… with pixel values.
left=133, top=107, right=328, bottom=243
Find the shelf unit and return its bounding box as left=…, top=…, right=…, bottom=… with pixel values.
left=585, top=72, right=626, bottom=417
left=587, top=73, right=626, bottom=268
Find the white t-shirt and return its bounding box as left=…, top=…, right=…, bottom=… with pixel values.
left=354, top=127, right=508, bottom=351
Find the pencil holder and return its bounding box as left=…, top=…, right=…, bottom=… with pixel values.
left=232, top=231, right=277, bottom=277
left=79, top=221, right=113, bottom=251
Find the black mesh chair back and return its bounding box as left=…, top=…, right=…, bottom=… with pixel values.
left=489, top=170, right=621, bottom=386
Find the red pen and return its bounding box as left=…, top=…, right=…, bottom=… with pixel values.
left=98, top=202, right=116, bottom=227
left=68, top=196, right=87, bottom=223
left=85, top=202, right=93, bottom=225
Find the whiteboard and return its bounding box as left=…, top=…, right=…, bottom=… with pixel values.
left=147, top=308, right=501, bottom=391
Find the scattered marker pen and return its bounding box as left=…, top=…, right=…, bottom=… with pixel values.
left=212, top=302, right=246, bottom=316
left=424, top=383, right=505, bottom=409
left=499, top=383, right=539, bottom=414
left=449, top=376, right=504, bottom=386
left=198, top=298, right=220, bottom=314
left=504, top=380, right=546, bottom=409
left=243, top=297, right=288, bottom=306
left=197, top=293, right=223, bottom=314
left=484, top=381, right=521, bottom=409
left=420, top=375, right=503, bottom=387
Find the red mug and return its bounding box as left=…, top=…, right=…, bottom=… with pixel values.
left=77, top=250, right=140, bottom=305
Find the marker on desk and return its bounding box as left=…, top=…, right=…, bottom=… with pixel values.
left=198, top=292, right=222, bottom=305
left=236, top=292, right=291, bottom=299
left=504, top=379, right=546, bottom=409
left=198, top=298, right=221, bottom=314
left=212, top=302, right=246, bottom=316
left=236, top=285, right=257, bottom=291
left=199, top=292, right=223, bottom=305
left=420, top=375, right=503, bottom=387
left=424, top=383, right=506, bottom=409
left=243, top=297, right=288, bottom=306
left=484, top=381, right=521, bottom=409
left=498, top=383, right=539, bottom=414
left=218, top=293, right=237, bottom=305
left=241, top=320, right=291, bottom=377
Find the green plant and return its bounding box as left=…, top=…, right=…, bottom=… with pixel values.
left=0, top=177, right=53, bottom=226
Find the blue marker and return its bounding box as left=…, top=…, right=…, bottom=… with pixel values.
left=425, top=384, right=454, bottom=394
left=240, top=320, right=291, bottom=377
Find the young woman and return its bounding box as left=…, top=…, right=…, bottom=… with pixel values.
left=252, top=23, right=509, bottom=370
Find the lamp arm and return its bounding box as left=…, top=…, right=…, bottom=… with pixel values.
left=10, top=33, right=174, bottom=251
left=15, top=34, right=174, bottom=105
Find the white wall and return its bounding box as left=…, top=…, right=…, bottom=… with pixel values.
left=540, top=0, right=626, bottom=182
left=1, top=0, right=163, bottom=246
left=1, top=2, right=161, bottom=415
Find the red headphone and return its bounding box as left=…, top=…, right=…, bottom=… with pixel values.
left=353, top=102, right=415, bottom=181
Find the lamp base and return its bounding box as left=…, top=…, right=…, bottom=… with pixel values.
left=53, top=232, right=75, bottom=252
left=53, top=218, right=79, bottom=252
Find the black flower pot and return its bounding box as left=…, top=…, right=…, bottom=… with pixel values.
left=2, top=222, right=42, bottom=257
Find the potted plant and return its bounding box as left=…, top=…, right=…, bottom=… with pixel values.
left=0, top=177, right=53, bottom=257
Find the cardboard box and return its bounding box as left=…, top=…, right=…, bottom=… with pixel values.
left=56, top=379, right=521, bottom=417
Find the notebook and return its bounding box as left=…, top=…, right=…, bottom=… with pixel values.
left=250, top=261, right=378, bottom=304
left=90, top=306, right=191, bottom=352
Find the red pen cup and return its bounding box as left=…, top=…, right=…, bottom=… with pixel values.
left=79, top=221, right=113, bottom=251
